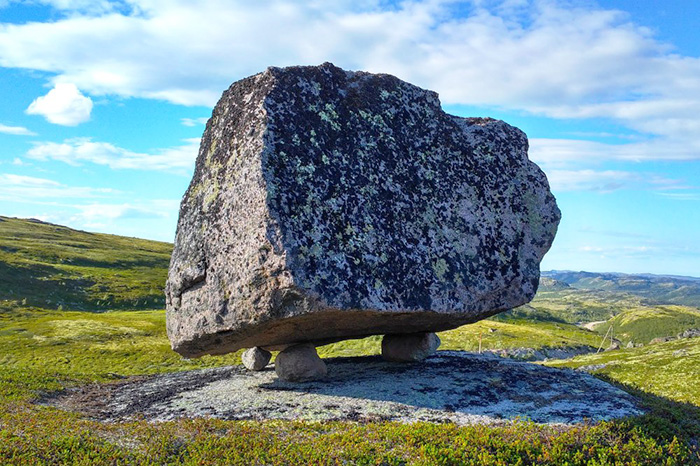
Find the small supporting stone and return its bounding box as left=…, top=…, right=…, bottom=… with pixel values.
left=241, top=347, right=272, bottom=371
left=274, top=343, right=327, bottom=382
left=381, top=332, right=440, bottom=362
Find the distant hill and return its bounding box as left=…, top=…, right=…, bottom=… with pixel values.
left=543, top=270, right=700, bottom=308
left=0, top=216, right=172, bottom=311
left=537, top=276, right=571, bottom=291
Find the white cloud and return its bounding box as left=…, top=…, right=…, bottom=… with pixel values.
left=546, top=169, right=634, bottom=192
left=544, top=168, right=689, bottom=193
left=0, top=173, right=115, bottom=200
left=181, top=117, right=209, bottom=127
left=73, top=200, right=178, bottom=222
left=0, top=1, right=691, bottom=107
left=656, top=192, right=700, bottom=202
left=579, top=246, right=604, bottom=252
left=0, top=0, right=696, bottom=165
left=33, top=0, right=124, bottom=14
left=0, top=123, right=36, bottom=136
left=530, top=137, right=700, bottom=168
left=26, top=137, right=199, bottom=174
left=26, top=83, right=93, bottom=126
left=567, top=244, right=659, bottom=267
left=530, top=135, right=698, bottom=193
left=0, top=170, right=180, bottom=240
left=67, top=199, right=181, bottom=241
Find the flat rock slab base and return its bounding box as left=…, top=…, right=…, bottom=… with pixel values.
left=47, top=352, right=643, bottom=425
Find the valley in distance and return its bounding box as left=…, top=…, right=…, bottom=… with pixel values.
left=1, top=215, right=698, bottom=465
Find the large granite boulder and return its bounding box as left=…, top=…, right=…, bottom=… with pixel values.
left=166, top=62, right=560, bottom=358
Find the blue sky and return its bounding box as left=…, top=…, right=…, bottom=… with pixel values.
left=0, top=0, right=698, bottom=277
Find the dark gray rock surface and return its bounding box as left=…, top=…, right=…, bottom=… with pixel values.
left=47, top=352, right=642, bottom=425
left=166, top=63, right=560, bottom=357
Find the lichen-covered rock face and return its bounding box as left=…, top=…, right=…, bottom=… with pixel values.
left=166, top=62, right=560, bottom=357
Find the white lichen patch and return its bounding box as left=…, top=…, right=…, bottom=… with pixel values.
left=58, top=352, right=643, bottom=426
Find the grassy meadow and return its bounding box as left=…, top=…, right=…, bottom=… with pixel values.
left=0, top=216, right=171, bottom=311
left=1, top=216, right=699, bottom=464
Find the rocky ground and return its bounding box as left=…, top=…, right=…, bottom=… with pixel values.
left=47, top=351, right=643, bottom=425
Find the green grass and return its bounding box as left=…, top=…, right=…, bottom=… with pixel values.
left=318, top=319, right=601, bottom=358
left=0, top=304, right=697, bottom=464
left=0, top=216, right=171, bottom=310
left=0, top=302, right=600, bottom=401
left=1, top=216, right=699, bottom=464
left=0, top=302, right=697, bottom=464
left=438, top=319, right=601, bottom=351
left=544, top=338, right=700, bottom=405
left=506, top=283, right=700, bottom=346
left=511, top=287, right=649, bottom=324
left=603, top=305, right=700, bottom=344
left=1, top=412, right=696, bottom=465
left=0, top=304, right=241, bottom=402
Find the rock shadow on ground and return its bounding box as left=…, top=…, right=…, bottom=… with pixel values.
left=48, top=351, right=643, bottom=425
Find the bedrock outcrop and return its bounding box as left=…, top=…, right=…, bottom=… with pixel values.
left=165, top=62, right=560, bottom=357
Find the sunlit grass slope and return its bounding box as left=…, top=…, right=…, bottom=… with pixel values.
left=510, top=278, right=700, bottom=345
left=511, top=277, right=651, bottom=324
left=603, top=305, right=700, bottom=344
left=0, top=306, right=241, bottom=401
left=545, top=338, right=700, bottom=405
left=0, top=306, right=698, bottom=465
left=0, top=216, right=172, bottom=310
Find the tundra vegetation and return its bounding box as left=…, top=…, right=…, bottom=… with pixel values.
left=1, top=216, right=698, bottom=465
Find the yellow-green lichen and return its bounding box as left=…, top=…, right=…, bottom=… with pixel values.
left=433, top=258, right=449, bottom=280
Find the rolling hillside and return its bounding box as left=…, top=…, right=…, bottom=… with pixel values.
left=544, top=270, right=700, bottom=308
left=1, top=216, right=699, bottom=464
left=0, top=216, right=172, bottom=311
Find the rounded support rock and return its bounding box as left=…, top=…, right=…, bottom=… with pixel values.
left=381, top=332, right=441, bottom=362
left=274, top=343, right=327, bottom=382
left=241, top=347, right=272, bottom=371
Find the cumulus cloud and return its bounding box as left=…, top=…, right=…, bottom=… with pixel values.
left=545, top=169, right=634, bottom=192
left=0, top=123, right=36, bottom=136
left=0, top=0, right=696, bottom=165
left=539, top=165, right=698, bottom=201
left=657, top=192, right=700, bottom=202
left=26, top=83, right=93, bottom=126
left=33, top=0, right=126, bottom=14
left=26, top=137, right=200, bottom=174
left=542, top=165, right=692, bottom=193
left=0, top=1, right=691, bottom=105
